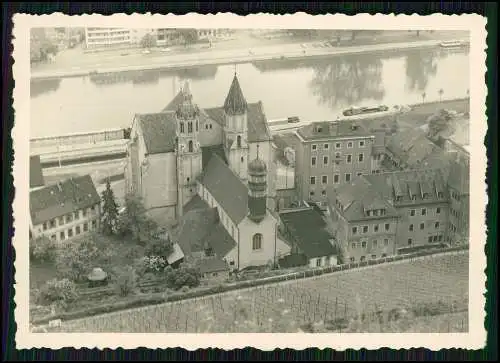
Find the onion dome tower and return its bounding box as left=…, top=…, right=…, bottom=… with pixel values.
left=248, top=145, right=267, bottom=223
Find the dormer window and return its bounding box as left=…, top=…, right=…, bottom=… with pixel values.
left=411, top=195, right=416, bottom=201
left=423, top=193, right=429, bottom=199
left=373, top=210, right=379, bottom=216
left=366, top=210, right=371, bottom=217
left=438, top=192, right=443, bottom=198
left=396, top=196, right=402, bottom=202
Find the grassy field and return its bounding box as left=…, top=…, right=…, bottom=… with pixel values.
left=49, top=252, right=468, bottom=333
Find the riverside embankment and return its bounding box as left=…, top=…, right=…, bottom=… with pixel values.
left=31, top=38, right=469, bottom=81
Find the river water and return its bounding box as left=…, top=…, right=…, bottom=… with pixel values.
left=30, top=47, right=469, bottom=138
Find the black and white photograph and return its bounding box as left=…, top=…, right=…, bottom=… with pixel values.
left=13, top=13, right=487, bottom=350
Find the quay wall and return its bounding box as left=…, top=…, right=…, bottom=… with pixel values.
left=30, top=128, right=129, bottom=149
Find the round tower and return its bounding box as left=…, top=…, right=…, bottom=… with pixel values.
left=248, top=146, right=267, bottom=223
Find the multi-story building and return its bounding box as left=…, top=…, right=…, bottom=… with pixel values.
left=84, top=27, right=131, bottom=49
left=329, top=169, right=454, bottom=262
left=446, top=156, right=469, bottom=245
left=294, top=121, right=386, bottom=204
left=29, top=175, right=101, bottom=243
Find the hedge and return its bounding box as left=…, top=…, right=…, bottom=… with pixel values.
left=32, top=245, right=469, bottom=326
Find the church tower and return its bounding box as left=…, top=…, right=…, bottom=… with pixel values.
left=175, top=81, right=202, bottom=218
left=247, top=145, right=268, bottom=223
left=223, top=72, right=249, bottom=181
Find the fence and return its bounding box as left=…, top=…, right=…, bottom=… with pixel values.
left=31, top=245, right=468, bottom=326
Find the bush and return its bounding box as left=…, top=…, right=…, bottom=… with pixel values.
left=55, top=236, right=100, bottom=282
left=113, top=266, right=137, bottom=297
left=180, top=286, right=190, bottom=293
left=30, top=236, right=57, bottom=263
left=165, top=263, right=201, bottom=290
left=36, top=278, right=78, bottom=308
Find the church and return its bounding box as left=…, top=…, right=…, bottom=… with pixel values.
left=124, top=74, right=290, bottom=270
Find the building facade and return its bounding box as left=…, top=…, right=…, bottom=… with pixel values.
left=84, top=27, right=132, bottom=49
left=294, top=121, right=385, bottom=205
left=124, top=75, right=277, bottom=225
left=29, top=175, right=101, bottom=243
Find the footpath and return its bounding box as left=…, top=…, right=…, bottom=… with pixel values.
left=31, top=37, right=469, bottom=81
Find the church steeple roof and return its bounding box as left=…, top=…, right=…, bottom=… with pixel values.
left=176, top=80, right=198, bottom=119
left=223, top=73, right=247, bottom=116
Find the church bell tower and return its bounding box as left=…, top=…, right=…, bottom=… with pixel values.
left=247, top=145, right=268, bottom=223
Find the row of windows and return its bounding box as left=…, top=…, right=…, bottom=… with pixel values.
left=311, top=140, right=366, bottom=151
left=395, top=192, right=444, bottom=202
left=179, top=121, right=199, bottom=134
left=450, top=208, right=462, bottom=218
left=49, top=220, right=97, bottom=241
left=408, top=221, right=440, bottom=231
left=449, top=223, right=458, bottom=232
left=350, top=254, right=386, bottom=263
left=351, top=238, right=390, bottom=249
left=352, top=224, right=391, bottom=235
left=42, top=206, right=97, bottom=231
left=311, top=153, right=365, bottom=166
left=407, top=234, right=443, bottom=245
left=409, top=207, right=440, bottom=216
left=310, top=172, right=357, bottom=185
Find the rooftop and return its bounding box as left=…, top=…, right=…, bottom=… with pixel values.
left=280, top=207, right=337, bottom=259
left=386, top=129, right=441, bottom=167
left=30, top=175, right=100, bottom=226
left=223, top=74, right=247, bottom=115
left=297, top=120, right=372, bottom=141
left=136, top=112, right=177, bottom=154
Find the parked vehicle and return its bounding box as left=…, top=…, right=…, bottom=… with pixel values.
left=287, top=116, right=300, bottom=123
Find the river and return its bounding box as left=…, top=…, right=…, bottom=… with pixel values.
left=30, top=47, right=469, bottom=138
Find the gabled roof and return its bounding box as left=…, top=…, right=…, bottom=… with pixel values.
left=201, top=145, right=228, bottom=171
left=30, top=155, right=45, bottom=188
left=223, top=74, right=247, bottom=115
left=30, top=175, right=100, bottom=225
left=332, top=178, right=399, bottom=222
left=173, top=196, right=236, bottom=258
left=162, top=90, right=185, bottom=112
left=297, top=121, right=371, bottom=141
left=137, top=112, right=177, bottom=154
left=280, top=208, right=337, bottom=259
left=386, top=129, right=440, bottom=166
left=199, top=154, right=249, bottom=224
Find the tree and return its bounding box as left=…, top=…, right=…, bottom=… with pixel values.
left=144, top=229, right=174, bottom=259
left=55, top=236, right=101, bottom=282
left=466, top=88, right=470, bottom=98
left=117, top=193, right=154, bottom=242
left=421, top=92, right=426, bottom=104
left=30, top=236, right=56, bottom=263
left=164, top=263, right=201, bottom=290
left=35, top=278, right=78, bottom=309
left=101, top=179, right=119, bottom=235
left=438, top=88, right=444, bottom=102
left=140, top=33, right=157, bottom=49
left=177, top=29, right=198, bottom=47
left=427, top=109, right=454, bottom=139
left=112, top=266, right=137, bottom=297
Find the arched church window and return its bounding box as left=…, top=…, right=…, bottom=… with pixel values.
left=196, top=121, right=199, bottom=132
left=241, top=156, right=244, bottom=163
left=252, top=233, right=263, bottom=250
left=188, top=122, right=193, bottom=133
left=180, top=122, right=185, bottom=133
left=188, top=140, right=193, bottom=152
left=237, top=135, right=242, bottom=148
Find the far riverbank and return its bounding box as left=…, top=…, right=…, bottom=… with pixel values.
left=31, top=38, right=469, bottom=81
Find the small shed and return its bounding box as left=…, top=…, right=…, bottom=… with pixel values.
left=198, top=258, right=230, bottom=281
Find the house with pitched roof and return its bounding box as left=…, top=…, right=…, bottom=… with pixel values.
left=124, top=74, right=277, bottom=224
left=328, top=168, right=460, bottom=261
left=29, top=175, right=101, bottom=243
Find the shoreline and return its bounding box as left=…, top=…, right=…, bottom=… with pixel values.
left=31, top=38, right=469, bottom=81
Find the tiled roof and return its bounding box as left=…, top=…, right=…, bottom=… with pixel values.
left=199, top=154, right=249, bottom=224
left=362, top=169, right=448, bottom=205
left=30, top=175, right=100, bottom=225
left=280, top=208, right=336, bottom=259
left=30, top=155, right=45, bottom=188
left=332, top=178, right=399, bottom=222
left=297, top=120, right=372, bottom=141
left=173, top=197, right=236, bottom=258
left=203, top=107, right=225, bottom=126
left=223, top=74, right=247, bottom=115
left=137, top=112, right=177, bottom=154
left=198, top=257, right=230, bottom=274
left=162, top=90, right=185, bottom=112
left=201, top=144, right=228, bottom=171
left=386, top=129, right=440, bottom=167
left=447, top=158, right=469, bottom=195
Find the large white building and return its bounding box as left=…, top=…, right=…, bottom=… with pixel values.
left=84, top=27, right=132, bottom=49
left=125, top=75, right=288, bottom=270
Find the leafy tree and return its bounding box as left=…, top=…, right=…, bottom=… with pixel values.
left=140, top=33, right=157, bottom=49
left=165, top=263, right=201, bottom=290
left=101, top=179, right=119, bottom=235
left=421, top=92, right=426, bottom=103
left=144, top=229, right=174, bottom=259
left=36, top=278, right=79, bottom=308
left=117, top=193, right=155, bottom=242
left=438, top=88, right=444, bottom=102
left=55, top=236, right=101, bottom=282
left=427, top=109, right=454, bottom=139
left=30, top=236, right=57, bottom=263
left=177, top=29, right=199, bottom=47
